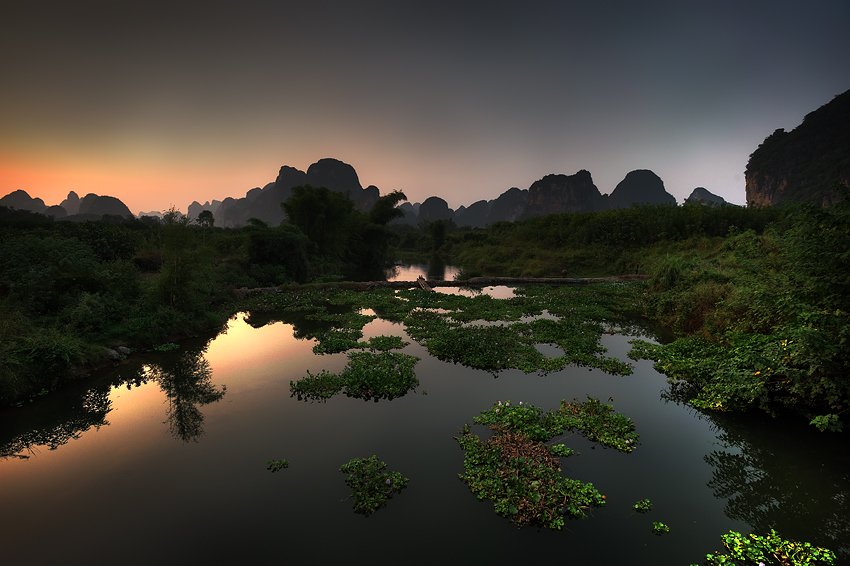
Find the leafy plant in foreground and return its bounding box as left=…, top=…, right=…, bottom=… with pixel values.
left=696, top=529, right=836, bottom=566
left=339, top=455, right=409, bottom=516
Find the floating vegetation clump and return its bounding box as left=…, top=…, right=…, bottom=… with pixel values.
left=339, top=455, right=409, bottom=516
left=455, top=397, right=639, bottom=530
left=702, top=529, right=836, bottom=565
left=633, top=498, right=652, bottom=513
left=267, top=459, right=289, bottom=472
left=290, top=350, right=420, bottom=402
left=247, top=283, right=646, bottom=383
left=311, top=328, right=364, bottom=354
left=652, top=521, right=670, bottom=535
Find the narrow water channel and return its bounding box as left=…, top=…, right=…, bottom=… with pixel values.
left=1, top=285, right=847, bottom=565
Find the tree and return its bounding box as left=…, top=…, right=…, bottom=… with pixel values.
left=281, top=185, right=356, bottom=258
left=150, top=207, right=211, bottom=312
left=368, top=190, right=407, bottom=225
left=197, top=210, right=214, bottom=229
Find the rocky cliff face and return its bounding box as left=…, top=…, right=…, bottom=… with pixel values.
left=746, top=89, right=850, bottom=207
left=607, top=170, right=676, bottom=209
left=524, top=170, right=605, bottom=218
left=487, top=188, right=528, bottom=224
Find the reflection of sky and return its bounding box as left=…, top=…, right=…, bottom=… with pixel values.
left=387, top=263, right=460, bottom=282
left=203, top=314, right=321, bottom=394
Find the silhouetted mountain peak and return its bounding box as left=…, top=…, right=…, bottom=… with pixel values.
left=0, top=189, right=46, bottom=213
left=60, top=191, right=80, bottom=215
left=608, top=170, right=676, bottom=208
left=686, top=187, right=727, bottom=205
left=525, top=170, right=604, bottom=217
left=306, top=158, right=362, bottom=193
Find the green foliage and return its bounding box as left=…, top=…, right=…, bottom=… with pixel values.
left=290, top=350, right=420, bottom=402
left=809, top=413, right=842, bottom=433
left=267, top=459, right=289, bottom=472
left=627, top=193, right=850, bottom=429
left=367, top=190, right=407, bottom=226
left=148, top=207, right=213, bottom=314
left=455, top=398, right=637, bottom=530
left=700, top=529, right=836, bottom=566
left=196, top=210, right=214, bottom=229
left=281, top=185, right=357, bottom=258
left=0, top=233, right=104, bottom=316
left=280, top=184, right=403, bottom=275
left=449, top=203, right=780, bottom=278
left=652, top=521, right=670, bottom=535
left=246, top=222, right=311, bottom=284
left=339, top=455, right=409, bottom=516
left=633, top=498, right=652, bottom=513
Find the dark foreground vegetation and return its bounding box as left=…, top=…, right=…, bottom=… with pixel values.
left=425, top=183, right=850, bottom=432
left=0, top=186, right=405, bottom=406
left=2, top=183, right=848, bottom=435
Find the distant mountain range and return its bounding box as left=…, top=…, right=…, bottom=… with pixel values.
left=10, top=88, right=850, bottom=226
left=0, top=189, right=133, bottom=221
left=0, top=161, right=729, bottom=228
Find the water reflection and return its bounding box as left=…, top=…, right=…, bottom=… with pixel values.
left=386, top=259, right=460, bottom=282
left=0, top=343, right=226, bottom=456
left=0, top=387, right=111, bottom=459
left=663, top=382, right=850, bottom=558
left=142, top=348, right=226, bottom=443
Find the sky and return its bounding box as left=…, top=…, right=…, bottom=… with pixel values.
left=2, top=0, right=849, bottom=214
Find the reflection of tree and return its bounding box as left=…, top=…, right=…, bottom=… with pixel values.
left=0, top=388, right=112, bottom=459
left=427, top=254, right=446, bottom=280
left=244, top=304, right=358, bottom=340
left=662, top=382, right=850, bottom=560
left=145, top=349, right=226, bottom=443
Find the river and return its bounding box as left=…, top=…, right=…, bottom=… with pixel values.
left=1, top=272, right=848, bottom=565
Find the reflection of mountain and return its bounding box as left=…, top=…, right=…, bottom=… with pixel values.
left=663, top=383, right=849, bottom=559
left=0, top=388, right=112, bottom=458
left=144, top=349, right=226, bottom=443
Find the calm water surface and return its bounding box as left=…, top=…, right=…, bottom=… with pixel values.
left=1, top=285, right=848, bottom=565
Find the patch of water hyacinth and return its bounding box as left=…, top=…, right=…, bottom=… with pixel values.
left=455, top=397, right=639, bottom=530
left=290, top=350, right=420, bottom=402
left=339, top=455, right=409, bottom=516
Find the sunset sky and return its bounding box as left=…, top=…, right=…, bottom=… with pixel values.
left=2, top=0, right=848, bottom=215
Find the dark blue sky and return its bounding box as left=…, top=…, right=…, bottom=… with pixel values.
left=2, top=0, right=848, bottom=213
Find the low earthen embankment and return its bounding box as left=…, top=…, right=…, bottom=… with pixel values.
left=232, top=274, right=648, bottom=299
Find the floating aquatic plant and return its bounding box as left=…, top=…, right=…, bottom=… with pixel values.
left=633, top=498, right=652, bottom=513
left=267, top=459, right=289, bottom=472
left=339, top=456, right=409, bottom=516
left=455, top=397, right=638, bottom=530
left=290, top=350, right=420, bottom=402
left=700, top=529, right=836, bottom=566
